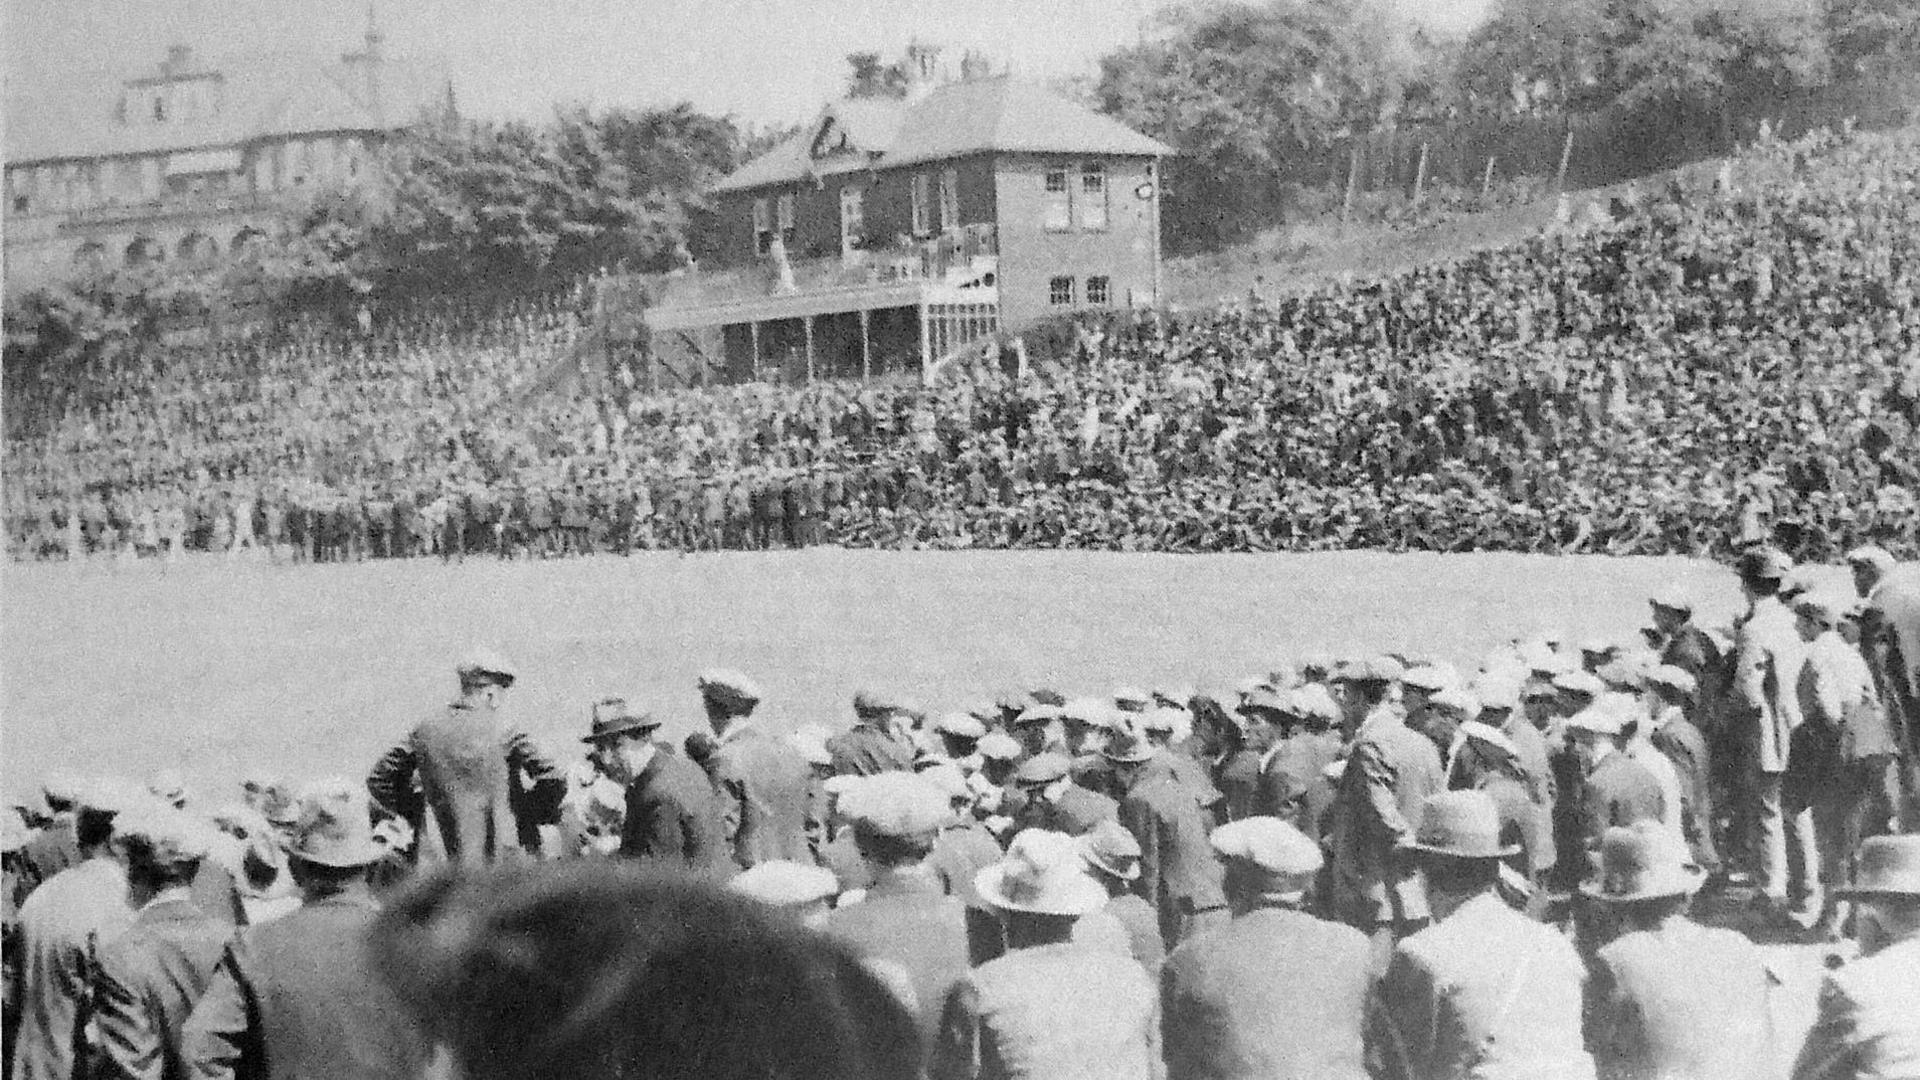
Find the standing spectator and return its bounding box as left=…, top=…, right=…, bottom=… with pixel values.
left=1161, top=817, right=1373, bottom=1080
left=701, top=669, right=813, bottom=867
left=1007, top=752, right=1117, bottom=837
left=366, top=650, right=566, bottom=866
left=1847, top=547, right=1920, bottom=828
left=1073, top=821, right=1165, bottom=973
left=90, top=804, right=230, bottom=1080
left=579, top=699, right=725, bottom=873
left=10, top=782, right=137, bottom=1080
left=821, top=773, right=971, bottom=1062
left=1792, top=835, right=1920, bottom=1080
left=1105, top=717, right=1228, bottom=948
left=1327, top=658, right=1445, bottom=950
left=181, top=783, right=433, bottom=1080
left=933, top=831, right=1157, bottom=1080
left=1565, top=705, right=1667, bottom=877
left=1369, top=791, right=1595, bottom=1080
left=1728, top=547, right=1815, bottom=918
left=1582, top=822, right=1775, bottom=1080
left=828, top=690, right=917, bottom=777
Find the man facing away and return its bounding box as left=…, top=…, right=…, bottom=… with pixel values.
left=1161, top=816, right=1374, bottom=1080
left=367, top=649, right=566, bottom=866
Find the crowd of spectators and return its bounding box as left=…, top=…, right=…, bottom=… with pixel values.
left=7, top=125, right=1920, bottom=562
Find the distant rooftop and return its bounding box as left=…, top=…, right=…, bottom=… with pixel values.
left=713, top=76, right=1172, bottom=194
left=4, top=40, right=452, bottom=164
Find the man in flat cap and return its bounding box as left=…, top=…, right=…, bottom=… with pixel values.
left=1074, top=821, right=1164, bottom=973
left=367, top=649, right=566, bottom=866
left=1566, top=704, right=1668, bottom=877
left=701, top=669, right=814, bottom=868
left=1106, top=718, right=1227, bottom=949
left=1369, top=791, right=1594, bottom=1080
left=1008, top=752, right=1116, bottom=838
left=581, top=698, right=727, bottom=873
left=1161, top=817, right=1373, bottom=1080
left=934, top=831, right=1157, bottom=1080
left=1327, top=659, right=1445, bottom=949
left=1728, top=547, right=1812, bottom=914
left=1254, top=685, right=1343, bottom=841
left=823, top=773, right=971, bottom=1064
left=1792, top=834, right=1920, bottom=1080
left=1583, top=823, right=1775, bottom=1080
left=1643, top=666, right=1721, bottom=880
left=11, top=780, right=137, bottom=1080
left=1793, top=590, right=1897, bottom=932
left=92, top=803, right=230, bottom=1080
left=1847, top=545, right=1920, bottom=828
left=829, top=690, right=917, bottom=777
left=183, top=782, right=430, bottom=1080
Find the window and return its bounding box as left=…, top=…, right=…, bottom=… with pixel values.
left=753, top=197, right=772, bottom=254
left=911, top=174, right=930, bottom=236
left=775, top=193, right=795, bottom=247
left=153, top=96, right=166, bottom=122
left=938, top=168, right=959, bottom=231
left=1048, top=275, right=1074, bottom=305
left=1087, top=276, right=1111, bottom=306
left=1079, top=162, right=1108, bottom=230
left=11, top=194, right=26, bottom=214
left=1044, top=168, right=1072, bottom=231
left=840, top=185, right=864, bottom=257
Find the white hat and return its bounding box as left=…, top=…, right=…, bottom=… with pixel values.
left=789, top=723, right=834, bottom=767
left=1209, top=817, right=1322, bottom=894
left=728, top=861, right=839, bottom=908
left=112, top=801, right=215, bottom=868
left=1458, top=720, right=1520, bottom=758
left=974, top=830, right=1108, bottom=916
left=838, top=773, right=952, bottom=839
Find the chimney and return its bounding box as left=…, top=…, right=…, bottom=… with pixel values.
left=903, top=41, right=942, bottom=102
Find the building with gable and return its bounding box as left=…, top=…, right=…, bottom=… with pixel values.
left=644, top=63, right=1171, bottom=383
left=2, top=30, right=451, bottom=297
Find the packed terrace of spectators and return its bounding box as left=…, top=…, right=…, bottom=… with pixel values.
left=6, top=126, right=1919, bottom=561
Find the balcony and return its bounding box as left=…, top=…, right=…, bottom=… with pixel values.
left=52, top=190, right=283, bottom=230
left=646, top=223, right=998, bottom=331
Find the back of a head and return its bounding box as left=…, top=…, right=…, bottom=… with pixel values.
left=370, top=862, right=921, bottom=1080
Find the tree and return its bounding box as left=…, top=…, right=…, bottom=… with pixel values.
left=845, top=51, right=910, bottom=98
left=1826, top=0, right=1920, bottom=78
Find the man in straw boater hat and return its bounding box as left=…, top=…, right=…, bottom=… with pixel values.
left=1105, top=715, right=1228, bottom=948
left=579, top=697, right=727, bottom=873
left=367, top=648, right=567, bottom=866
left=183, top=781, right=431, bottom=1080
left=1370, top=791, right=1595, bottom=1080
left=1792, top=834, right=1920, bottom=1080
left=822, top=772, right=972, bottom=1065
left=1161, top=817, right=1374, bottom=1080
left=1583, top=822, right=1775, bottom=1080
left=932, top=830, right=1157, bottom=1080
left=699, top=668, right=813, bottom=868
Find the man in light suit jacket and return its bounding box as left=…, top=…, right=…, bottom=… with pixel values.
left=701, top=670, right=814, bottom=868
left=1793, top=835, right=1920, bottom=1080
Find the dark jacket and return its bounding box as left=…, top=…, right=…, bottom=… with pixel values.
left=822, top=868, right=971, bottom=1060
left=93, top=897, right=233, bottom=1080
left=1118, top=770, right=1227, bottom=946
left=366, top=702, right=565, bottom=866
left=1327, top=716, right=1446, bottom=926
left=1162, top=906, right=1373, bottom=1080
left=1257, top=732, right=1341, bottom=840
left=618, top=749, right=729, bottom=873
left=1012, top=785, right=1117, bottom=838
left=711, top=723, right=814, bottom=868
left=1577, top=752, right=1667, bottom=867
left=182, top=895, right=430, bottom=1080
left=826, top=723, right=915, bottom=778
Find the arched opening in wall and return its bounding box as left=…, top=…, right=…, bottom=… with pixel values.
left=177, top=232, right=217, bottom=263
left=231, top=227, right=265, bottom=255
left=125, top=236, right=164, bottom=266
left=74, top=242, right=108, bottom=273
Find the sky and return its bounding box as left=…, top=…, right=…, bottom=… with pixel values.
left=4, top=0, right=1493, bottom=131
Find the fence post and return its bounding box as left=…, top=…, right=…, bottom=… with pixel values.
left=1341, top=147, right=1361, bottom=234
left=1413, top=142, right=1430, bottom=208
left=1555, top=127, right=1574, bottom=193
left=1481, top=155, right=1497, bottom=198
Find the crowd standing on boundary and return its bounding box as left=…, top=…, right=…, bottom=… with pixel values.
left=8, top=125, right=1920, bottom=564
left=4, top=540, right=1918, bottom=1079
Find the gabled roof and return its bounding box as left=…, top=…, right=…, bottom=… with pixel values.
left=4, top=49, right=452, bottom=164
left=713, top=76, right=1171, bottom=194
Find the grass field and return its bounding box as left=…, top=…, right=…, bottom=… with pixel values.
left=0, top=548, right=1786, bottom=802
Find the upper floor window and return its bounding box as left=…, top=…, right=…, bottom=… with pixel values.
left=753, top=197, right=772, bottom=254
left=1048, top=275, right=1074, bottom=305
left=11, top=194, right=27, bottom=214
left=775, top=193, right=796, bottom=246
left=1086, top=275, right=1111, bottom=306
left=911, top=174, right=931, bottom=236
left=938, top=168, right=960, bottom=231
left=1079, top=162, right=1108, bottom=230
left=1044, top=169, right=1072, bottom=232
